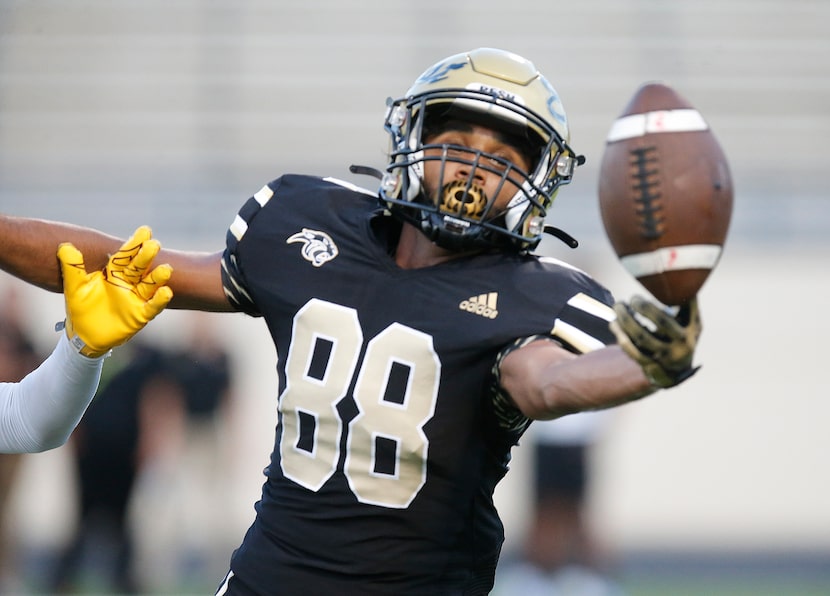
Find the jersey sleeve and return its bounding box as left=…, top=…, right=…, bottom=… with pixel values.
left=489, top=264, right=618, bottom=428
left=220, top=182, right=279, bottom=317
left=548, top=290, right=617, bottom=353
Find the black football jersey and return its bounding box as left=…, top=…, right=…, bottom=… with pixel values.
left=219, top=174, right=616, bottom=595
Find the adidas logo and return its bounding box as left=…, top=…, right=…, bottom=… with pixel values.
left=459, top=292, right=499, bottom=319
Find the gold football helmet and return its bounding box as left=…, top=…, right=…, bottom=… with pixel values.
left=380, top=48, right=584, bottom=252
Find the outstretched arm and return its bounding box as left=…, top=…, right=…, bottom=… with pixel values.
left=0, top=214, right=231, bottom=311
left=501, top=296, right=701, bottom=420
left=500, top=341, right=655, bottom=420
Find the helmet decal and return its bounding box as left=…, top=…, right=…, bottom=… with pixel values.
left=541, top=77, right=568, bottom=129
left=415, top=60, right=468, bottom=85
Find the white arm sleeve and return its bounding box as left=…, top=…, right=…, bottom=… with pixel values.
left=0, top=332, right=106, bottom=453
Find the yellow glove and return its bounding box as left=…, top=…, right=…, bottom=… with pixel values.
left=58, top=226, right=174, bottom=357
left=610, top=295, right=702, bottom=388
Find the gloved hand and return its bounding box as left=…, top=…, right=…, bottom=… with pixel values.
left=610, top=295, right=702, bottom=388
left=58, top=226, right=174, bottom=357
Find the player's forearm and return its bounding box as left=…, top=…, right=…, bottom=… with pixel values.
left=0, top=215, right=122, bottom=292
left=156, top=248, right=234, bottom=311
left=504, top=344, right=655, bottom=420
left=0, top=215, right=232, bottom=311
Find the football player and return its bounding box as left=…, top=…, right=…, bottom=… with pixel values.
left=0, top=48, right=699, bottom=594
left=0, top=227, right=172, bottom=453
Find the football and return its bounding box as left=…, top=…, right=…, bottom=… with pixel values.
left=597, top=82, right=734, bottom=306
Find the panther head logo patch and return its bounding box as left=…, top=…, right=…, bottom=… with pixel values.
left=286, top=228, right=339, bottom=267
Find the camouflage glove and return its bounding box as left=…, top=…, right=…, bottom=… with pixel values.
left=610, top=295, right=702, bottom=388
left=58, top=226, right=173, bottom=358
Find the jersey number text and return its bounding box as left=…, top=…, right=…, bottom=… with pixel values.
left=279, top=298, right=440, bottom=509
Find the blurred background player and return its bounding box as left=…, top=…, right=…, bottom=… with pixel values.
left=494, top=411, right=623, bottom=595
left=48, top=314, right=232, bottom=594
left=47, top=342, right=180, bottom=594
left=0, top=285, right=43, bottom=591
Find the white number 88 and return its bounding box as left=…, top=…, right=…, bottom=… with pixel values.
left=279, top=298, right=440, bottom=509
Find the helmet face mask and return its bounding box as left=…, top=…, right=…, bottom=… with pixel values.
left=380, top=48, right=582, bottom=253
